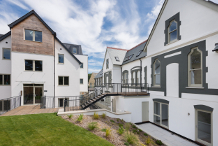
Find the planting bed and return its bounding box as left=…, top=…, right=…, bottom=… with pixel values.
left=62, top=114, right=166, bottom=146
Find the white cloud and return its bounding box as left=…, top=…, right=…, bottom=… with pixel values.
left=88, top=68, right=101, bottom=73
left=88, top=59, right=103, bottom=66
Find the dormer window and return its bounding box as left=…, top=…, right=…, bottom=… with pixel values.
left=25, top=29, right=42, bottom=42
left=168, top=20, right=177, bottom=42
left=73, top=47, right=77, bottom=54
left=115, top=56, right=120, bottom=62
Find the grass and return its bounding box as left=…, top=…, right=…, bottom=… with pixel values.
left=88, top=122, right=98, bottom=131
left=117, top=126, right=124, bottom=135
left=0, top=113, right=113, bottom=146
left=93, top=112, right=99, bottom=120
left=124, top=131, right=139, bottom=146
left=77, top=114, right=84, bottom=123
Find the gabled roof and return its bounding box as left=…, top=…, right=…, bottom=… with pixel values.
left=0, top=31, right=11, bottom=41
left=95, top=69, right=103, bottom=79
left=55, top=37, right=82, bottom=65
left=107, top=47, right=128, bottom=65
left=63, top=43, right=83, bottom=55
left=143, top=0, right=218, bottom=51
left=122, top=40, right=147, bottom=65
left=8, top=10, right=56, bottom=35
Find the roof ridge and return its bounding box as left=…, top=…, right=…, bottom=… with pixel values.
left=128, top=40, right=147, bottom=52
left=107, top=47, right=128, bottom=51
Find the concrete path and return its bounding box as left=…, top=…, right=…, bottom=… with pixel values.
left=1, top=105, right=58, bottom=116
left=136, top=123, right=199, bottom=146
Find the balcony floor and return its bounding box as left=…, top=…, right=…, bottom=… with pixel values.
left=104, top=92, right=149, bottom=96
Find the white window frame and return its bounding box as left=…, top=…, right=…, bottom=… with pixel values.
left=58, top=76, right=69, bottom=86
left=2, top=48, right=11, bottom=60
left=188, top=47, right=202, bottom=87
left=24, top=29, right=42, bottom=42
left=153, top=59, right=161, bottom=86
left=153, top=101, right=169, bottom=129
left=195, top=109, right=213, bottom=146
left=168, top=20, right=178, bottom=43
left=0, top=74, right=11, bottom=86
left=25, top=60, right=43, bottom=72
left=58, top=54, right=64, bottom=64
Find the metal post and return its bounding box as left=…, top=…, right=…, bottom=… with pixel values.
left=64, top=98, right=67, bottom=112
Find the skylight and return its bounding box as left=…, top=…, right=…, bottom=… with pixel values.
left=137, top=50, right=143, bottom=57
left=129, top=54, right=133, bottom=60
left=115, top=56, right=120, bottom=61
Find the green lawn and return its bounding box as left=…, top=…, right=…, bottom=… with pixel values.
left=0, top=113, right=113, bottom=146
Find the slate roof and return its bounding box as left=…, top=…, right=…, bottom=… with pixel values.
left=0, top=34, right=3, bottom=37
left=63, top=43, right=83, bottom=55
left=122, top=40, right=147, bottom=65
left=0, top=31, right=11, bottom=41
left=107, top=47, right=127, bottom=65
left=95, top=69, right=103, bottom=79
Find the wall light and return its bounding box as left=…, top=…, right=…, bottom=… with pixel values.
left=212, top=43, right=218, bottom=52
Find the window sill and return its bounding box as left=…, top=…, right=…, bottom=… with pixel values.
left=186, top=87, right=204, bottom=89
left=152, top=85, right=161, bottom=88
left=24, top=40, right=42, bottom=43
left=166, top=39, right=179, bottom=46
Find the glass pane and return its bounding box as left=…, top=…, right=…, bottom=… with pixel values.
left=169, top=30, right=177, bottom=42
left=190, top=70, right=201, bottom=84
left=59, top=54, right=64, bottom=63
left=4, top=75, right=10, bottom=85
left=64, top=77, right=69, bottom=85
left=0, top=75, right=2, bottom=85
left=3, top=49, right=10, bottom=59
left=4, top=100, right=10, bottom=111
left=24, top=87, right=33, bottom=104
left=191, top=49, right=201, bottom=69
left=35, top=87, right=42, bottom=104
left=155, top=60, right=160, bottom=74
left=80, top=63, right=83, bottom=68
left=73, top=48, right=77, bottom=54
left=80, top=79, right=83, bottom=84
left=25, top=60, right=33, bottom=71
left=59, top=99, right=63, bottom=107
left=154, top=115, right=160, bottom=125
left=35, top=61, right=42, bottom=71
left=198, top=111, right=211, bottom=143
left=161, top=104, right=168, bottom=127
left=169, top=21, right=177, bottom=32
left=25, top=30, right=33, bottom=41
left=154, top=102, right=160, bottom=115
left=0, top=101, right=2, bottom=111
left=155, top=74, right=160, bottom=85
left=35, top=31, right=42, bottom=42
left=59, top=77, right=63, bottom=85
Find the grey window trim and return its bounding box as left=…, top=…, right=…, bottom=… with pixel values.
left=122, top=70, right=128, bottom=84
left=0, top=74, right=11, bottom=86
left=153, top=98, right=169, bottom=104
left=131, top=66, right=141, bottom=84
left=194, top=105, right=213, bottom=112
left=164, top=12, right=181, bottom=46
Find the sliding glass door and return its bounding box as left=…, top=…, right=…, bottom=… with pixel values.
left=23, top=84, right=43, bottom=105
left=154, top=101, right=169, bottom=128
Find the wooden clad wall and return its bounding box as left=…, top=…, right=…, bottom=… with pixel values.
left=11, top=14, right=54, bottom=56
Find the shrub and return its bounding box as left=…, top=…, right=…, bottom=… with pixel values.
left=117, top=119, right=120, bottom=122
left=118, top=124, right=123, bottom=127
left=138, top=129, right=142, bottom=132
left=110, top=120, right=115, bottom=123
left=102, top=113, right=106, bottom=119
left=101, top=128, right=106, bottom=132
left=156, top=140, right=163, bottom=145
left=105, top=128, right=111, bottom=138
left=117, top=126, right=124, bottom=135
left=124, top=131, right=139, bottom=146
left=144, top=133, right=148, bottom=136
left=124, top=142, right=129, bottom=146
left=132, top=124, right=137, bottom=129
left=93, top=112, right=99, bottom=120
left=67, top=114, right=73, bottom=119
left=146, top=137, right=151, bottom=145
left=88, top=122, right=98, bottom=130
left=77, top=114, right=83, bottom=122
left=133, top=129, right=137, bottom=134
left=125, top=123, right=131, bottom=131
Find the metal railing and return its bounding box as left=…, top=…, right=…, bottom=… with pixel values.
left=64, top=97, right=83, bottom=112
left=0, top=96, right=21, bottom=115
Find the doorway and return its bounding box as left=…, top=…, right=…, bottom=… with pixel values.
left=142, top=102, right=149, bottom=121
left=154, top=101, right=169, bottom=128
left=23, top=84, right=43, bottom=105
left=196, top=109, right=212, bottom=146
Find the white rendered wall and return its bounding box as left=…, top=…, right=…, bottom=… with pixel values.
left=112, top=65, right=121, bottom=83
left=103, top=49, right=113, bottom=83
left=122, top=60, right=141, bottom=83
left=0, top=36, right=11, bottom=99
left=75, top=54, right=88, bottom=93
left=55, top=40, right=80, bottom=97
left=11, top=52, right=54, bottom=105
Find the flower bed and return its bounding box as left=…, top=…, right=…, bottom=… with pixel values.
left=62, top=113, right=165, bottom=146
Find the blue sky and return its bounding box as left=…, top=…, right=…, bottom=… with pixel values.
left=1, top=0, right=217, bottom=73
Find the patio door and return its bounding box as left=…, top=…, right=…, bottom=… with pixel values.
left=154, top=102, right=169, bottom=128
left=23, top=84, right=43, bottom=105
left=196, top=109, right=212, bottom=146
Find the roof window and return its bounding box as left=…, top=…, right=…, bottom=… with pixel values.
left=136, top=50, right=143, bottom=57
left=115, top=56, right=120, bottom=62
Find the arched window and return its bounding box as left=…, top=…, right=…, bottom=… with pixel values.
left=153, top=59, right=161, bottom=86
left=168, top=20, right=177, bottom=42
left=188, top=48, right=202, bottom=87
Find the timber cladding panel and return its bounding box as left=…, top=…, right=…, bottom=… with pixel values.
left=11, top=14, right=54, bottom=56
